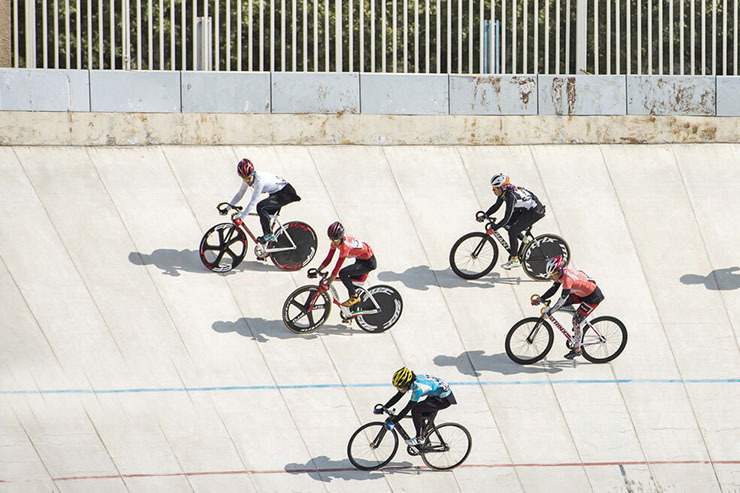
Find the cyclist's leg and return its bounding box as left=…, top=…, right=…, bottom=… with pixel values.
left=509, top=208, right=545, bottom=255
left=339, top=257, right=376, bottom=298
left=256, top=197, right=278, bottom=235
left=412, top=395, right=454, bottom=437
left=573, top=290, right=604, bottom=347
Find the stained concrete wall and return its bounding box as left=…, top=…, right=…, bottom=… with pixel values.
left=3, top=69, right=738, bottom=117
left=0, top=0, right=9, bottom=67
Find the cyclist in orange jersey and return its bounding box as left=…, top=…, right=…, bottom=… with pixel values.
left=310, top=221, right=376, bottom=308
left=532, top=255, right=605, bottom=359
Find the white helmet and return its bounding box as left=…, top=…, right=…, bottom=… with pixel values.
left=490, top=173, right=510, bottom=188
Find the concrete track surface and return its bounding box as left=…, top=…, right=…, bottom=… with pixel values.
left=1, top=144, right=739, bottom=493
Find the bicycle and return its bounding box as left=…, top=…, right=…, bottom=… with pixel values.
left=199, top=202, right=317, bottom=272
left=282, top=268, right=403, bottom=334
left=449, top=211, right=571, bottom=281
left=505, top=295, right=628, bottom=364
left=347, top=404, right=472, bottom=471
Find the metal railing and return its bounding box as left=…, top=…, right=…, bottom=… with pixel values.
left=10, top=0, right=740, bottom=74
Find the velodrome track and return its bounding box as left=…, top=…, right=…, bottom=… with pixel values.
left=1, top=144, right=739, bottom=492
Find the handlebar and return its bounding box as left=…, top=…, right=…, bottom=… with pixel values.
left=217, top=202, right=243, bottom=215
left=476, top=210, right=497, bottom=230
left=374, top=404, right=399, bottom=418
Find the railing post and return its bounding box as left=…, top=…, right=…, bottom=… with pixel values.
left=24, top=0, right=35, bottom=67
left=0, top=0, right=9, bottom=66
left=576, top=0, right=586, bottom=73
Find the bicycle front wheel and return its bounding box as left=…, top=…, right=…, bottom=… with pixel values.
left=282, top=285, right=331, bottom=334
left=355, top=286, right=403, bottom=333
left=581, top=316, right=628, bottom=363
left=347, top=422, right=399, bottom=471
left=449, top=232, right=499, bottom=280
left=199, top=223, right=247, bottom=272
left=520, top=234, right=571, bottom=281
left=270, top=221, right=318, bottom=271
left=505, top=317, right=554, bottom=364
left=421, top=423, right=472, bottom=471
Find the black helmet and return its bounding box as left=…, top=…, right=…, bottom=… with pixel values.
left=327, top=221, right=344, bottom=241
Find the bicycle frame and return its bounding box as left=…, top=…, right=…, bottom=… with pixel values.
left=306, top=273, right=383, bottom=321
left=536, top=305, right=604, bottom=349
left=478, top=212, right=534, bottom=258
left=233, top=216, right=297, bottom=253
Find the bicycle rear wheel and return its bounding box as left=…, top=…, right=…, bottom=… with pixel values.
left=199, top=223, right=247, bottom=272
left=270, top=221, right=318, bottom=271
left=347, top=422, right=399, bottom=471
left=520, top=234, right=571, bottom=281
left=282, top=285, right=331, bottom=334
left=355, top=286, right=403, bottom=333
left=505, top=317, right=554, bottom=364
left=581, top=316, right=628, bottom=363
left=449, top=232, right=499, bottom=280
left=420, top=423, right=472, bottom=471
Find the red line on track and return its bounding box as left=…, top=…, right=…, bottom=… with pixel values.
left=41, top=460, right=740, bottom=482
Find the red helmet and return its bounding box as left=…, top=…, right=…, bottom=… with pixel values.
left=327, top=221, right=344, bottom=241
left=545, top=255, right=566, bottom=278
left=237, top=158, right=255, bottom=179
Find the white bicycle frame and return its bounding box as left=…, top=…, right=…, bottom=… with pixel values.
left=326, top=280, right=382, bottom=319
left=243, top=212, right=297, bottom=256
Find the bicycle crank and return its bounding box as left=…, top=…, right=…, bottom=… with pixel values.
left=254, top=244, right=268, bottom=260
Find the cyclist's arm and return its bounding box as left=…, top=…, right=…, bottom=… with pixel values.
left=383, top=391, right=405, bottom=410
left=549, top=289, right=571, bottom=312
left=329, top=254, right=347, bottom=279
left=317, top=245, right=337, bottom=271
left=229, top=182, right=248, bottom=206
left=392, top=399, right=416, bottom=424
left=484, top=196, right=504, bottom=217
left=242, top=175, right=264, bottom=215
left=540, top=282, right=560, bottom=301
left=492, top=194, right=515, bottom=230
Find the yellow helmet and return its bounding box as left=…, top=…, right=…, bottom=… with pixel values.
left=392, top=367, right=414, bottom=389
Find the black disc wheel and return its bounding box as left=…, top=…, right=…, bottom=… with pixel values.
left=449, top=232, right=499, bottom=279
left=282, top=285, right=331, bottom=334
left=420, top=423, right=472, bottom=471
left=355, top=286, right=403, bottom=333
left=505, top=317, right=554, bottom=364
left=347, top=422, right=399, bottom=471
left=199, top=223, right=247, bottom=273
left=581, top=316, right=628, bottom=363
left=520, top=234, right=571, bottom=281
left=270, top=221, right=317, bottom=271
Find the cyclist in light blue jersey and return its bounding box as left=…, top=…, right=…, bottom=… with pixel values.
left=374, top=367, right=457, bottom=446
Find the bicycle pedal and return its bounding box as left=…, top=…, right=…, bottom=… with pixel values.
left=406, top=446, right=420, bottom=456
left=340, top=317, right=353, bottom=325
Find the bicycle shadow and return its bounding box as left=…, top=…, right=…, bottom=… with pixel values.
left=285, top=456, right=414, bottom=482
left=128, top=249, right=274, bottom=276
left=434, top=350, right=566, bottom=376
left=377, top=265, right=531, bottom=291
left=212, top=317, right=355, bottom=342
left=680, top=267, right=740, bottom=291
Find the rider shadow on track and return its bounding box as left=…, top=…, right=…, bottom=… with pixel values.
left=212, top=317, right=354, bottom=342
left=377, top=265, right=529, bottom=291
left=680, top=267, right=740, bottom=291
left=434, top=350, right=567, bottom=376
left=285, top=456, right=413, bottom=482
left=129, top=249, right=273, bottom=276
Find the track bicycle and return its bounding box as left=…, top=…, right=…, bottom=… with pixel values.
left=347, top=404, right=472, bottom=471
left=282, top=269, right=403, bottom=334
left=199, top=202, right=317, bottom=272
left=505, top=295, right=628, bottom=364
left=449, top=211, right=570, bottom=281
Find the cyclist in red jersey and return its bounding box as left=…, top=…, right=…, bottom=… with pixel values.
left=531, top=255, right=605, bottom=359
left=310, top=221, right=376, bottom=308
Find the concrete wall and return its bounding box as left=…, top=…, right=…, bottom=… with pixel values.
left=2, top=69, right=740, bottom=117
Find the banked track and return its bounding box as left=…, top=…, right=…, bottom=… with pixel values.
left=1, top=144, right=739, bottom=492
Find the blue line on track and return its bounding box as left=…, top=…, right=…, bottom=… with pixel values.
left=1, top=378, right=739, bottom=395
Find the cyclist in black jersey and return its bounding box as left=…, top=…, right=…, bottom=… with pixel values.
left=481, top=173, right=546, bottom=270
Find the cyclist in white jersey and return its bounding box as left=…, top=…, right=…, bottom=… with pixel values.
left=229, top=158, right=301, bottom=244
left=481, top=173, right=546, bottom=269
left=375, top=367, right=457, bottom=447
